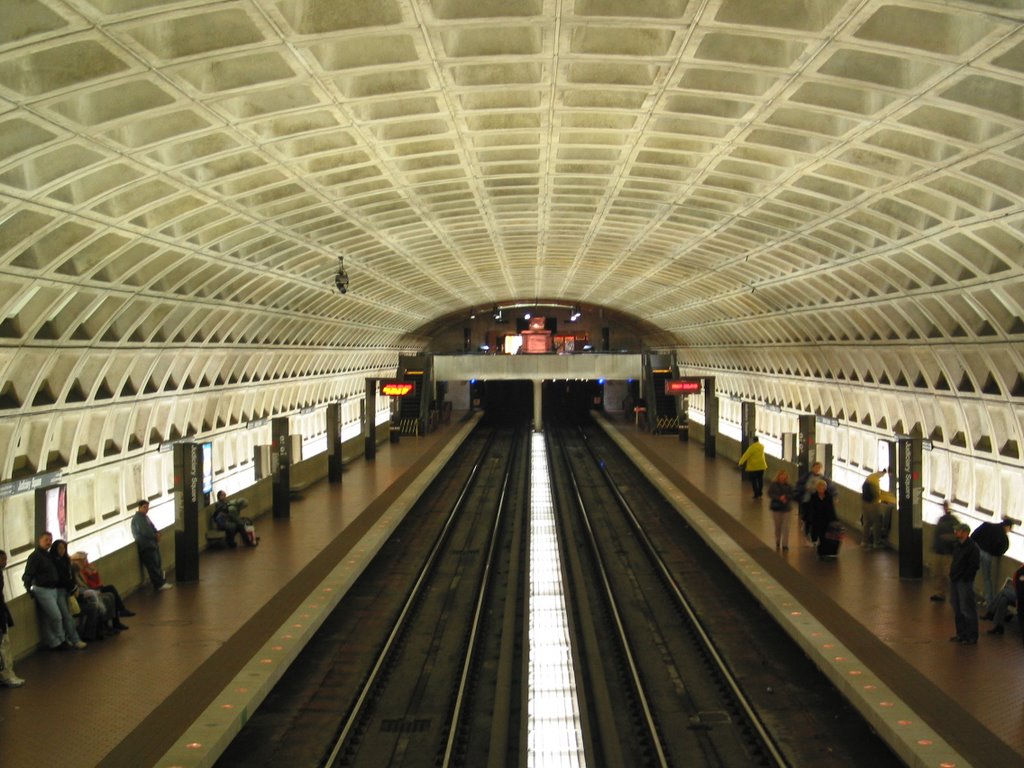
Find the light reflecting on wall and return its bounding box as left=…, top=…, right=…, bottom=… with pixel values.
left=528, top=433, right=587, bottom=768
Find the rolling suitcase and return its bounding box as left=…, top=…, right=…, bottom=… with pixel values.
left=818, top=522, right=843, bottom=560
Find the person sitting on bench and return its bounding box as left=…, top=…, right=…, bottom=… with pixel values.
left=212, top=492, right=253, bottom=547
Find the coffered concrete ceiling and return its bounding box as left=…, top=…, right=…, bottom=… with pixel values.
left=0, top=1, right=1023, bottom=508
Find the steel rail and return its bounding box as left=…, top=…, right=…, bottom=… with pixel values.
left=551, top=428, right=670, bottom=768
left=323, top=427, right=501, bottom=768
left=577, top=426, right=790, bottom=768
left=441, top=428, right=523, bottom=766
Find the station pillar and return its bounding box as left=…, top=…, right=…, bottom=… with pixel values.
left=897, top=437, right=924, bottom=579
left=678, top=395, right=689, bottom=441
left=703, top=376, right=717, bottom=458
left=740, top=401, right=756, bottom=456
left=814, top=443, right=833, bottom=478
left=364, top=379, right=377, bottom=461
left=327, top=400, right=343, bottom=484
left=271, top=416, right=291, bottom=519
left=173, top=442, right=202, bottom=582
left=533, top=379, right=543, bottom=431
left=796, top=414, right=816, bottom=480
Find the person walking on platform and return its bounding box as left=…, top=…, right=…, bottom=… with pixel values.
left=131, top=500, right=172, bottom=592
left=949, top=523, right=981, bottom=645
left=766, top=470, right=794, bottom=551
left=796, top=462, right=837, bottom=545
left=929, top=502, right=959, bottom=602
left=971, top=517, right=1014, bottom=609
left=805, top=480, right=839, bottom=559
left=0, top=550, right=25, bottom=687
left=737, top=436, right=768, bottom=499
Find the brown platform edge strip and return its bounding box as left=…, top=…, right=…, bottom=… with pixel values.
left=619, top=431, right=1014, bottom=768
left=99, top=441, right=455, bottom=768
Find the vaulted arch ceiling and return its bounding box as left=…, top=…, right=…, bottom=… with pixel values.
left=0, top=1, right=1022, bottom=509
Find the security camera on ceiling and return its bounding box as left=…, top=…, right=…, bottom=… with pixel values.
left=335, top=257, right=349, bottom=295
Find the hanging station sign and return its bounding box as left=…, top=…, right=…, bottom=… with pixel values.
left=380, top=380, right=415, bottom=397
left=664, top=378, right=703, bottom=395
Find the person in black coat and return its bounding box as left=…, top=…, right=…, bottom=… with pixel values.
left=804, top=479, right=839, bottom=559
left=949, top=524, right=981, bottom=645
left=971, top=518, right=1014, bottom=609
left=23, top=532, right=86, bottom=650
left=0, top=550, right=25, bottom=687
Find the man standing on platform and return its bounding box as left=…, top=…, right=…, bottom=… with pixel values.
left=949, top=523, right=980, bottom=645
left=131, top=500, right=172, bottom=592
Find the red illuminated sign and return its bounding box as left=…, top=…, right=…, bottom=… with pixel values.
left=665, top=378, right=702, bottom=395
left=380, top=381, right=415, bottom=397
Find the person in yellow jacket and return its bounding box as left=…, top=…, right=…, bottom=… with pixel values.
left=861, top=468, right=897, bottom=548
left=737, top=436, right=769, bottom=499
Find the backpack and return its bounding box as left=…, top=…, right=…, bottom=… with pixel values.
left=861, top=480, right=877, bottom=503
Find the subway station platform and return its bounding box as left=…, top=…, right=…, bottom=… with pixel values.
left=1, top=411, right=1020, bottom=768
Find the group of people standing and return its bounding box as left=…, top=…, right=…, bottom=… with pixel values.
left=739, top=443, right=1020, bottom=646
left=762, top=462, right=840, bottom=559
left=2, top=498, right=173, bottom=689
left=941, top=510, right=1019, bottom=646
left=737, top=441, right=840, bottom=558
left=736, top=437, right=840, bottom=560
left=5, top=530, right=136, bottom=686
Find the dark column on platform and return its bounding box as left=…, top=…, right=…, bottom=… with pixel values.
left=271, top=416, right=291, bottom=519
left=703, top=376, right=717, bottom=458
left=796, top=414, right=816, bottom=479
left=173, top=442, right=201, bottom=582
left=740, top=401, right=756, bottom=456
left=601, top=327, right=610, bottom=352
left=463, top=327, right=471, bottom=353
left=364, top=378, right=377, bottom=461
left=327, top=401, right=343, bottom=484
left=678, top=395, right=689, bottom=441
left=897, top=437, right=924, bottom=579
left=814, top=443, right=833, bottom=478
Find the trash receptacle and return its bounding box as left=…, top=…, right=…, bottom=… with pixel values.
left=390, top=425, right=401, bottom=444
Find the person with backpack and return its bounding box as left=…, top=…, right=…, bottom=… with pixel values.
left=861, top=468, right=896, bottom=549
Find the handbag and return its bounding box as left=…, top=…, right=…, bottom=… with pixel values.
left=68, top=594, right=81, bottom=616
left=769, top=499, right=786, bottom=511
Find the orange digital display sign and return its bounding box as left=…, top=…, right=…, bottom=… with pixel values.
left=380, top=381, right=415, bottom=397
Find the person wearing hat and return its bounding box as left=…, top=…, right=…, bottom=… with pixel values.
left=970, top=517, right=1015, bottom=609
left=949, top=523, right=981, bottom=645
left=130, top=500, right=172, bottom=591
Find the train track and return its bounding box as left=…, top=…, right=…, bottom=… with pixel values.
left=547, top=422, right=786, bottom=766
left=218, top=415, right=901, bottom=768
